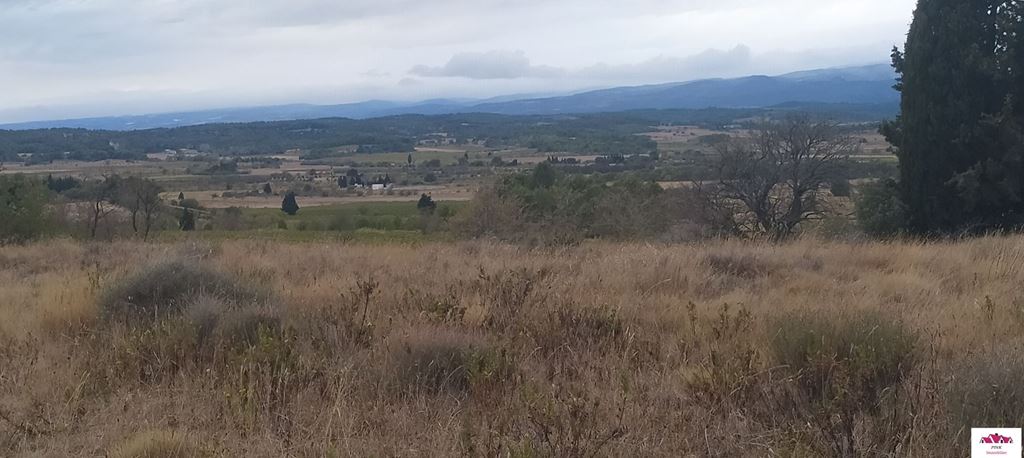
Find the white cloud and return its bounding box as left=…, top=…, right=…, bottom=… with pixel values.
left=410, top=50, right=565, bottom=79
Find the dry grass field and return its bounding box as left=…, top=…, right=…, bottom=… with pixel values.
left=2, top=237, right=1023, bottom=456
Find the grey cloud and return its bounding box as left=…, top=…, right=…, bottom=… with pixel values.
left=410, top=50, right=565, bottom=79
left=411, top=46, right=755, bottom=83
left=579, top=45, right=754, bottom=81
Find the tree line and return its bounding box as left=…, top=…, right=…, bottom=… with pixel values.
left=0, top=173, right=168, bottom=243
left=0, top=106, right=895, bottom=163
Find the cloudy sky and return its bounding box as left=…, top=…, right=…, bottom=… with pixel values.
left=0, top=0, right=916, bottom=122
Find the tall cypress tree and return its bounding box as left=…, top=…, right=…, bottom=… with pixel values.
left=179, top=208, right=195, bottom=231
left=281, top=192, right=300, bottom=216
left=888, top=0, right=1021, bottom=233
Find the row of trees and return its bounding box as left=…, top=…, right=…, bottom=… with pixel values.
left=67, top=175, right=165, bottom=239
left=0, top=173, right=167, bottom=243
left=460, top=115, right=862, bottom=243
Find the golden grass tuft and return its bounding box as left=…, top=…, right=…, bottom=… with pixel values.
left=108, top=430, right=206, bottom=458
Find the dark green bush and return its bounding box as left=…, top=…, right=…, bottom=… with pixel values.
left=0, top=174, right=52, bottom=244
left=855, top=179, right=909, bottom=237
left=829, top=179, right=852, bottom=197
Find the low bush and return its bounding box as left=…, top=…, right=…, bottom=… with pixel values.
left=478, top=267, right=552, bottom=331
left=530, top=303, right=625, bottom=353
left=830, top=179, right=852, bottom=197
left=681, top=303, right=760, bottom=406
left=768, top=310, right=918, bottom=456
left=186, top=294, right=281, bottom=348
left=98, top=260, right=264, bottom=320
left=855, top=179, right=908, bottom=237
left=947, top=348, right=1024, bottom=430
left=390, top=328, right=512, bottom=395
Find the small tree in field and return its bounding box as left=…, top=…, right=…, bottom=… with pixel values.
left=118, top=176, right=163, bottom=240
left=417, top=193, right=436, bottom=213
left=179, top=208, right=195, bottom=231
left=0, top=174, right=51, bottom=243
left=263, top=183, right=272, bottom=195
left=71, top=176, right=120, bottom=239
left=281, top=192, right=300, bottom=215
left=707, top=116, right=854, bottom=240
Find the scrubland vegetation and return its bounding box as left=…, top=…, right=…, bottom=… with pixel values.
left=2, top=237, right=1023, bottom=456
left=0, top=2, right=1019, bottom=455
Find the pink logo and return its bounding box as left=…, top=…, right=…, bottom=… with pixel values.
left=981, top=434, right=1015, bottom=444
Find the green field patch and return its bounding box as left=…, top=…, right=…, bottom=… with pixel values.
left=199, top=200, right=466, bottom=233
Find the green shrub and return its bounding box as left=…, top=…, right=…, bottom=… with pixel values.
left=99, top=260, right=263, bottom=320
left=829, top=179, right=852, bottom=197
left=855, top=179, right=908, bottom=237
left=0, top=174, right=51, bottom=244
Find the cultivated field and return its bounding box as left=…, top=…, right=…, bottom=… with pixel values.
left=177, top=188, right=475, bottom=209
left=1, top=236, right=1021, bottom=456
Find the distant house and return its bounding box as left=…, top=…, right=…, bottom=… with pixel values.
left=371, top=183, right=386, bottom=191
left=417, top=132, right=457, bottom=146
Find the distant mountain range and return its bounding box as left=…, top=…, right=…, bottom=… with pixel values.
left=1, top=64, right=898, bottom=131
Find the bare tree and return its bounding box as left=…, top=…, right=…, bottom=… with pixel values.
left=706, top=116, right=855, bottom=240
left=74, top=176, right=120, bottom=239
left=136, top=179, right=163, bottom=240
left=118, top=177, right=163, bottom=240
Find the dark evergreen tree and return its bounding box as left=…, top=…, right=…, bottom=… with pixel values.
left=178, top=191, right=185, bottom=201
left=532, top=162, right=557, bottom=188
left=886, top=0, right=1022, bottom=233
left=417, top=193, right=436, bottom=213
left=45, top=175, right=80, bottom=193
left=263, top=183, right=272, bottom=194
left=179, top=208, right=195, bottom=231
left=281, top=192, right=300, bottom=215
left=338, top=176, right=348, bottom=189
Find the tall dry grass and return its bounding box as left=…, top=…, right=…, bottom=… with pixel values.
left=1, top=236, right=1023, bottom=456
